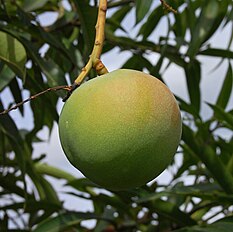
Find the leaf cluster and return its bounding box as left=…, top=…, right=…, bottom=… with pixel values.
left=0, top=0, right=233, bottom=231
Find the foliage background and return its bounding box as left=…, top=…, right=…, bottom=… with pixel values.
left=0, top=0, right=233, bottom=231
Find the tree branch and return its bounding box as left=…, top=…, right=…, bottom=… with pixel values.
left=0, top=85, right=71, bottom=115
left=160, top=0, right=177, bottom=14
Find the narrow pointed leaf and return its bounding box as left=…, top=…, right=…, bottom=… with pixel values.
left=216, top=64, right=233, bottom=109
left=0, top=65, right=15, bottom=91
left=34, top=211, right=110, bottom=232
left=185, top=60, right=201, bottom=112
left=74, top=0, right=98, bottom=58
left=135, top=0, right=153, bottom=24
left=22, top=0, right=49, bottom=12
left=199, top=48, right=233, bottom=59
left=138, top=5, right=163, bottom=39
left=182, top=124, right=233, bottom=194
left=0, top=31, right=26, bottom=80
left=208, top=103, right=233, bottom=129
left=9, top=77, right=23, bottom=115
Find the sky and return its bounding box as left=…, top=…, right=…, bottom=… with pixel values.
left=2, top=0, right=233, bottom=229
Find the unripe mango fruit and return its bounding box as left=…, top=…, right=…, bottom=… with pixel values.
left=59, top=69, right=182, bottom=191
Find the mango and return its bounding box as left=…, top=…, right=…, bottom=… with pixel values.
left=59, top=69, right=182, bottom=190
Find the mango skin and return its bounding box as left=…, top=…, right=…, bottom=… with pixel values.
left=59, top=69, right=182, bottom=191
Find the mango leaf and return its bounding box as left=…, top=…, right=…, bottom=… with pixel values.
left=27, top=165, right=61, bottom=205
left=208, top=103, right=233, bottom=129
left=33, top=211, right=110, bottom=232
left=174, top=144, right=199, bottom=179
left=0, top=64, right=15, bottom=91
left=184, top=60, right=201, bottom=113
left=136, top=198, right=196, bottom=226
left=185, top=0, right=198, bottom=33
left=176, top=96, right=200, bottom=119
left=0, top=31, right=26, bottom=80
left=9, top=77, right=23, bottom=115
left=163, top=47, right=186, bottom=67
left=168, top=183, right=233, bottom=203
left=0, top=172, right=27, bottom=198
left=199, top=48, right=233, bottom=59
left=122, top=54, right=152, bottom=71
left=138, top=5, right=164, bottom=39
left=227, top=154, right=233, bottom=176
left=173, top=6, right=187, bottom=39
left=174, top=222, right=233, bottom=232
left=135, top=0, right=153, bottom=24
left=24, top=65, right=59, bottom=135
left=0, top=102, right=29, bottom=182
left=22, top=39, right=66, bottom=87
left=224, top=3, right=233, bottom=27
left=35, top=163, right=75, bottom=182
left=67, top=178, right=101, bottom=193
left=216, top=216, right=233, bottom=223
left=24, top=200, right=61, bottom=213
left=38, top=27, right=77, bottom=66
left=201, top=0, right=228, bottom=44
left=216, top=64, right=233, bottom=109
left=106, top=5, right=132, bottom=33
left=22, top=0, right=49, bottom=12
left=182, top=124, right=233, bottom=194
left=187, top=0, right=224, bottom=59
left=74, top=0, right=97, bottom=58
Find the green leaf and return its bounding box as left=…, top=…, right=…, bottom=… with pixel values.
left=216, top=64, right=233, bottom=109
left=0, top=173, right=27, bottom=198
left=169, top=183, right=233, bottom=203
left=136, top=198, right=197, bottom=226
left=35, top=163, right=75, bottom=182
left=9, top=77, right=23, bottom=115
left=106, top=5, right=132, bottom=33
left=199, top=48, right=233, bottom=59
left=187, top=0, right=224, bottom=58
left=34, top=211, right=110, bottom=232
left=74, top=0, right=98, bottom=58
left=22, top=0, right=49, bottom=12
left=67, top=178, right=101, bottom=192
left=184, top=60, right=201, bottom=113
left=24, top=65, right=59, bottom=137
left=22, top=40, right=66, bottom=87
left=0, top=64, right=15, bottom=91
left=182, top=124, right=233, bottom=194
left=174, top=222, right=233, bottom=232
left=0, top=31, right=26, bottom=80
left=173, top=7, right=187, bottom=38
left=0, top=103, right=29, bottom=180
left=176, top=96, right=200, bottom=119
left=208, top=103, right=233, bottom=129
left=216, top=215, right=233, bottom=223
left=185, top=0, right=198, bottom=33
left=138, top=5, right=163, bottom=39
left=27, top=165, right=61, bottom=205
left=122, top=54, right=152, bottom=71
left=135, top=0, right=153, bottom=24
left=24, top=199, right=61, bottom=213
left=38, top=27, right=77, bottom=67
left=224, top=3, right=233, bottom=27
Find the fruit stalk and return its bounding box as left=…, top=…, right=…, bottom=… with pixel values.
left=73, top=0, right=108, bottom=85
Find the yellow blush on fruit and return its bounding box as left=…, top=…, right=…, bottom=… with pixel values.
left=59, top=69, right=182, bottom=191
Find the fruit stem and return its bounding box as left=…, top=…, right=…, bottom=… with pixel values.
left=73, top=0, right=108, bottom=86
